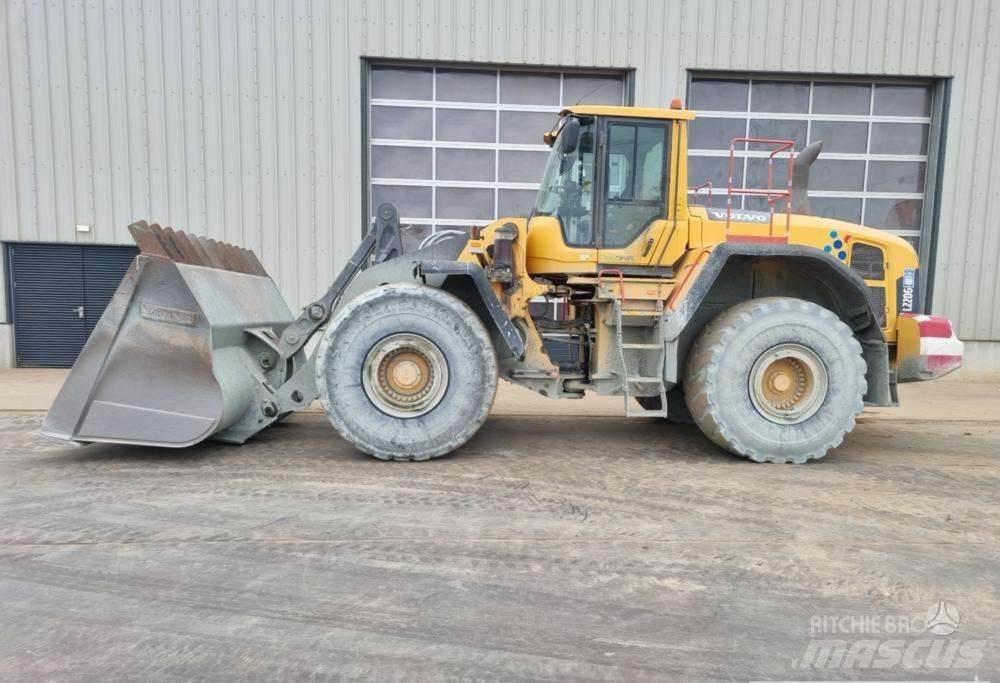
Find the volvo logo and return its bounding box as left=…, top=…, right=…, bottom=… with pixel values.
left=706, top=208, right=770, bottom=223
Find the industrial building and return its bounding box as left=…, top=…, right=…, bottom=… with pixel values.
left=1, top=0, right=998, bottom=375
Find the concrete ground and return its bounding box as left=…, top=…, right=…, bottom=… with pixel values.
left=0, top=370, right=997, bottom=680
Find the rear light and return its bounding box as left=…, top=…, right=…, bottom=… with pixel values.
left=913, top=316, right=953, bottom=338
left=926, top=354, right=963, bottom=375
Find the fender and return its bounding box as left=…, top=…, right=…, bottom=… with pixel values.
left=664, top=242, right=892, bottom=406
left=418, top=261, right=526, bottom=361
left=336, top=252, right=525, bottom=362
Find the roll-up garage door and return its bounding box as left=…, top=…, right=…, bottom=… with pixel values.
left=686, top=76, right=937, bottom=255
left=366, top=64, right=627, bottom=249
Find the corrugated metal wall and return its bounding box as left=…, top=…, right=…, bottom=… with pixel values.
left=2, top=0, right=999, bottom=343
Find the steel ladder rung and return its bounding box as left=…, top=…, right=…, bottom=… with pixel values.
left=619, top=310, right=661, bottom=317
left=613, top=299, right=670, bottom=419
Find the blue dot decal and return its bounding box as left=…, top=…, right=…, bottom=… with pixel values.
left=823, top=245, right=832, bottom=252
left=833, top=239, right=843, bottom=248
left=829, top=230, right=838, bottom=238
left=838, top=250, right=847, bottom=260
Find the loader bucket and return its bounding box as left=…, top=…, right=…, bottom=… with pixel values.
left=41, top=222, right=295, bottom=447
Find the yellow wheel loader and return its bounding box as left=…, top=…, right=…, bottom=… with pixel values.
left=42, top=102, right=964, bottom=463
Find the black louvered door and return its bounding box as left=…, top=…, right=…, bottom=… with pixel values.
left=7, top=243, right=137, bottom=368
left=8, top=244, right=87, bottom=368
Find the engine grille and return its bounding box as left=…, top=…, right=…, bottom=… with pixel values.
left=867, top=285, right=887, bottom=327
left=851, top=243, right=885, bottom=280
left=541, top=334, right=584, bottom=371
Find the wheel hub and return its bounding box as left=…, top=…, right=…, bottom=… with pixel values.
left=749, top=343, right=828, bottom=425
left=363, top=333, right=448, bottom=418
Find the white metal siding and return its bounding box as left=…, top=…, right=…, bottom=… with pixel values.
left=2, top=0, right=999, bottom=343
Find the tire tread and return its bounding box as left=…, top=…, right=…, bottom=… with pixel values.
left=316, top=283, right=498, bottom=461
left=684, top=297, right=867, bottom=463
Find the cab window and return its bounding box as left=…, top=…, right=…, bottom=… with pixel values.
left=534, top=117, right=597, bottom=247
left=603, top=121, right=669, bottom=248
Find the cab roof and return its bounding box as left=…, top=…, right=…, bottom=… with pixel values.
left=560, top=104, right=696, bottom=121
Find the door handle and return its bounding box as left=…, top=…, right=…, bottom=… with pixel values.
left=72, top=305, right=84, bottom=319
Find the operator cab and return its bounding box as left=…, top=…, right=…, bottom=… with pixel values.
left=525, top=106, right=694, bottom=277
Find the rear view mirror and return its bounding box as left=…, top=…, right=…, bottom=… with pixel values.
left=557, top=118, right=581, bottom=175
left=560, top=118, right=580, bottom=155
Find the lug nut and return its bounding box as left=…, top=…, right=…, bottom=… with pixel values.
left=258, top=353, right=276, bottom=370
left=262, top=401, right=278, bottom=418
left=285, top=333, right=299, bottom=345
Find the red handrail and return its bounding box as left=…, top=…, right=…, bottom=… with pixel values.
left=597, top=268, right=626, bottom=308
left=690, top=180, right=714, bottom=208
left=725, top=137, right=795, bottom=238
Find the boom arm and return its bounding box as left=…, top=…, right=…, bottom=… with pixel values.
left=274, top=204, right=404, bottom=360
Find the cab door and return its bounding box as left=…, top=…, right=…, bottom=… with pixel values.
left=596, top=119, right=676, bottom=271
left=525, top=116, right=600, bottom=276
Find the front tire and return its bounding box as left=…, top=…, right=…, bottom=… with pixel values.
left=684, top=297, right=866, bottom=463
left=316, top=283, right=498, bottom=461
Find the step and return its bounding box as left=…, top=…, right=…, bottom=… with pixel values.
left=622, top=342, right=662, bottom=349
left=626, top=408, right=668, bottom=418
left=626, top=376, right=664, bottom=383
left=620, top=310, right=662, bottom=317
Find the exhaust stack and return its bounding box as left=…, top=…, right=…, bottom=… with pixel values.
left=791, top=141, right=823, bottom=215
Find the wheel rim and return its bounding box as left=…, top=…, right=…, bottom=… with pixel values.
left=362, top=333, right=449, bottom=418
left=749, top=343, right=828, bottom=425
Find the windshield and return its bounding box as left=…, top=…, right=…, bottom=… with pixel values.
left=533, top=117, right=596, bottom=246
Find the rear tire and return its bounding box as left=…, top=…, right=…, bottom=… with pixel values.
left=316, top=283, right=498, bottom=461
left=684, top=297, right=866, bottom=463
